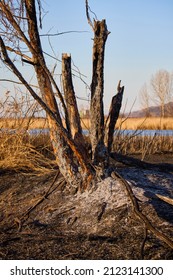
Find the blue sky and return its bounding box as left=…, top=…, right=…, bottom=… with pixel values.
left=1, top=0, right=173, bottom=113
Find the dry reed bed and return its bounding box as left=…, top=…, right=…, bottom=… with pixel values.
left=113, top=134, right=173, bottom=158
left=0, top=117, right=49, bottom=130
left=0, top=117, right=173, bottom=172
left=116, top=117, right=173, bottom=130
left=0, top=130, right=172, bottom=173
left=1, top=117, right=173, bottom=130
left=0, top=132, right=55, bottom=173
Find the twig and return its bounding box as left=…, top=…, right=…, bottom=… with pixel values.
left=111, top=171, right=173, bottom=250
left=40, top=30, right=88, bottom=37
left=97, top=202, right=107, bottom=221
left=156, top=194, right=173, bottom=206
left=140, top=227, right=148, bottom=259
left=0, top=237, right=21, bottom=247
left=14, top=171, right=65, bottom=231
left=85, top=0, right=94, bottom=30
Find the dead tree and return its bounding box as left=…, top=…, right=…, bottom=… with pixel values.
left=89, top=19, right=110, bottom=165
left=0, top=0, right=124, bottom=188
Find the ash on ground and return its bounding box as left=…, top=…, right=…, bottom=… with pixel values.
left=0, top=162, right=173, bottom=259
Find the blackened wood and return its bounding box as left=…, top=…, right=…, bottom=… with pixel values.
left=62, top=54, right=90, bottom=160
left=111, top=152, right=173, bottom=172
left=62, top=54, right=83, bottom=139
left=105, top=80, right=124, bottom=152
left=90, top=19, right=109, bottom=163
left=24, top=0, right=94, bottom=188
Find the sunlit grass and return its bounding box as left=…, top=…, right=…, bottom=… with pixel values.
left=0, top=117, right=172, bottom=172
left=113, top=133, right=173, bottom=158
left=115, top=117, right=173, bottom=130
left=0, top=131, right=56, bottom=174
left=1, top=117, right=173, bottom=130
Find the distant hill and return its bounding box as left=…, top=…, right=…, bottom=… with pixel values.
left=127, top=101, right=173, bottom=118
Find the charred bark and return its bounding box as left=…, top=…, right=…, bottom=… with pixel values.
left=90, top=19, right=110, bottom=164
left=104, top=80, right=124, bottom=152
left=62, top=54, right=86, bottom=145
left=62, top=53, right=90, bottom=161
left=24, top=0, right=94, bottom=188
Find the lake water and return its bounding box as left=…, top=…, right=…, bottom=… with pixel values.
left=27, top=128, right=173, bottom=137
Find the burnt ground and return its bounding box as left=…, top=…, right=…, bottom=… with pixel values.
left=0, top=153, right=173, bottom=260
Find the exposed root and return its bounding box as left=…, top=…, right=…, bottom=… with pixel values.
left=111, top=171, right=173, bottom=252
left=156, top=194, right=173, bottom=206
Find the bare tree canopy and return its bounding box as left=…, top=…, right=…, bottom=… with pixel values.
left=139, top=83, right=151, bottom=117
left=140, top=70, right=173, bottom=117
left=151, top=70, right=173, bottom=117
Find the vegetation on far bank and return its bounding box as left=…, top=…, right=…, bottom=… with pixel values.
left=1, top=116, right=173, bottom=130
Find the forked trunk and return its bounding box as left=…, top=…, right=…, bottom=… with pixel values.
left=25, top=0, right=94, bottom=188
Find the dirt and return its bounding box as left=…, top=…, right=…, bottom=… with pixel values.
left=0, top=154, right=173, bottom=260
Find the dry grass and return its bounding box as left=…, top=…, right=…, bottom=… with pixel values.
left=1, top=117, right=173, bottom=130
left=82, top=116, right=173, bottom=130
left=80, top=116, right=173, bottom=130
left=0, top=117, right=49, bottom=130
left=113, top=133, right=173, bottom=158
left=1, top=130, right=171, bottom=173
left=116, top=117, right=173, bottom=130
left=0, top=116, right=173, bottom=173
left=0, top=131, right=56, bottom=174
left=113, top=117, right=173, bottom=157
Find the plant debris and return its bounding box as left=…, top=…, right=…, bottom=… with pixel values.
left=0, top=155, right=173, bottom=260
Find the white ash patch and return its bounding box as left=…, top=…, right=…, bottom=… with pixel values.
left=41, top=177, right=131, bottom=235
left=77, top=177, right=129, bottom=208
left=69, top=177, right=130, bottom=235
left=38, top=168, right=173, bottom=236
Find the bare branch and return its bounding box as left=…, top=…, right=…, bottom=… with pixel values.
left=85, top=0, right=94, bottom=30
left=0, top=36, right=55, bottom=120
left=156, top=194, right=173, bottom=206
left=36, top=0, right=42, bottom=29
left=5, top=46, right=32, bottom=61
left=0, top=2, right=32, bottom=50
left=40, top=30, right=89, bottom=37
left=43, top=51, right=87, bottom=78
left=0, top=78, right=39, bottom=88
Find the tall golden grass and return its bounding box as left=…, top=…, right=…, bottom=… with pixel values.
left=1, top=117, right=173, bottom=130
left=0, top=117, right=49, bottom=130
left=115, top=117, right=173, bottom=130
left=82, top=117, right=173, bottom=130
left=0, top=116, right=173, bottom=173
left=0, top=131, right=56, bottom=174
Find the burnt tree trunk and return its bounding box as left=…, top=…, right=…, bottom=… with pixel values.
left=104, top=80, right=124, bottom=152
left=24, top=0, right=94, bottom=188
left=90, top=20, right=110, bottom=164
left=62, top=54, right=87, bottom=149
left=0, top=0, right=125, bottom=190
left=62, top=53, right=89, bottom=161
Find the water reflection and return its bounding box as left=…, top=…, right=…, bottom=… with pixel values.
left=26, top=128, right=173, bottom=137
